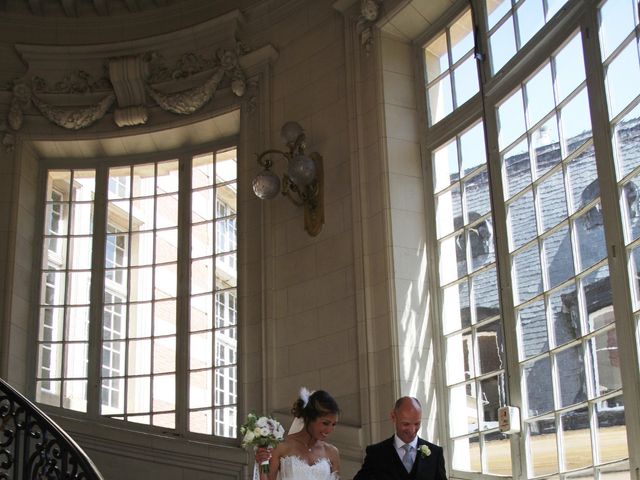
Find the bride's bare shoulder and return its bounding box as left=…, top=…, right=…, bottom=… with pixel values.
left=275, top=437, right=298, bottom=454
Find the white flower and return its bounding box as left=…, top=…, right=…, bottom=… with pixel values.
left=240, top=413, right=284, bottom=451
left=419, top=445, right=431, bottom=458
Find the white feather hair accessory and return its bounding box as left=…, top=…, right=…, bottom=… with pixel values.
left=287, top=387, right=314, bottom=435
left=299, top=386, right=312, bottom=407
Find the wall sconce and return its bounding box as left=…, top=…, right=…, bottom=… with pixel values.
left=252, top=121, right=324, bottom=236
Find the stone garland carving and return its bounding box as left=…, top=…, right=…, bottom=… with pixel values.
left=0, top=47, right=249, bottom=149
left=146, top=48, right=247, bottom=115
left=32, top=69, right=112, bottom=94
left=146, top=67, right=226, bottom=115
left=145, top=43, right=250, bottom=83
left=31, top=92, right=116, bottom=130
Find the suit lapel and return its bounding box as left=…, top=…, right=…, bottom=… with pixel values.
left=415, top=439, right=433, bottom=479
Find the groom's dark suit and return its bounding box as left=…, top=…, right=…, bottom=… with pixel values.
left=353, top=436, right=447, bottom=480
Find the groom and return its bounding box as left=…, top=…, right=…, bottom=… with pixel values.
left=353, top=396, right=447, bottom=480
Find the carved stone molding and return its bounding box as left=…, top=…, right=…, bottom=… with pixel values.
left=147, top=68, right=225, bottom=115
left=333, top=0, right=384, bottom=54
left=358, top=0, right=384, bottom=54
left=2, top=46, right=247, bottom=138
left=0, top=8, right=279, bottom=149
left=31, top=93, right=116, bottom=130
left=113, top=105, right=148, bottom=127
left=145, top=48, right=247, bottom=116
left=109, top=55, right=149, bottom=125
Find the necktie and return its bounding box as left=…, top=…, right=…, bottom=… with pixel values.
left=402, top=444, right=413, bottom=473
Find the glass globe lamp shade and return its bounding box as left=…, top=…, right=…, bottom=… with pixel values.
left=288, top=153, right=316, bottom=187
left=252, top=169, right=281, bottom=200
left=280, top=121, right=304, bottom=144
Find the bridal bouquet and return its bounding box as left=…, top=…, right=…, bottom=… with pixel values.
left=240, top=413, right=285, bottom=473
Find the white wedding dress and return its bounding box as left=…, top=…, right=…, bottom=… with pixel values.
left=279, top=456, right=339, bottom=480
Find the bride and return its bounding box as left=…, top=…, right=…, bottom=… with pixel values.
left=255, top=388, right=341, bottom=480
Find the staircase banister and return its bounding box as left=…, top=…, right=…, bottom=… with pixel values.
left=0, top=377, right=105, bottom=480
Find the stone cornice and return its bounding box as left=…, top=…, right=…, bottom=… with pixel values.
left=0, top=7, right=279, bottom=149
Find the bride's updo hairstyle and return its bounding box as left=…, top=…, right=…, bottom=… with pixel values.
left=291, top=389, right=340, bottom=425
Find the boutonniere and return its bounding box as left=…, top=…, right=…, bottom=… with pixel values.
left=419, top=445, right=431, bottom=458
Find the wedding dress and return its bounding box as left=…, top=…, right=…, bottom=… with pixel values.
left=279, top=456, right=339, bottom=480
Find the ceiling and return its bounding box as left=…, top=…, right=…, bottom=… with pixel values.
left=0, top=0, right=189, bottom=17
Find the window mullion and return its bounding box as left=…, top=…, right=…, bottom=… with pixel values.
left=482, top=75, right=527, bottom=480
left=174, top=156, right=191, bottom=435
left=581, top=6, right=640, bottom=474
left=87, top=164, right=108, bottom=418
left=473, top=0, right=526, bottom=473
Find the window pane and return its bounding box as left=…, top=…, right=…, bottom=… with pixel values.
left=424, top=31, right=448, bottom=82
left=476, top=320, right=504, bottom=374
left=556, top=344, right=587, bottom=407
left=560, top=89, right=592, bottom=156
left=484, top=431, right=511, bottom=475
left=442, top=281, right=470, bottom=334
left=450, top=10, right=474, bottom=63
left=490, top=16, right=517, bottom=73
left=503, top=139, right=531, bottom=199
left=517, top=299, right=548, bottom=360
left=486, top=0, right=510, bottom=30
left=595, top=395, right=627, bottom=463
left=560, top=406, right=592, bottom=471
left=446, top=332, right=475, bottom=384
left=428, top=75, right=453, bottom=124
left=460, top=122, right=486, bottom=174
left=436, top=186, right=462, bottom=239
left=588, top=328, right=622, bottom=395
left=599, top=0, right=637, bottom=60
left=508, top=190, right=537, bottom=251
left=472, top=267, right=500, bottom=323
left=537, top=170, right=567, bottom=232
left=497, top=89, right=526, bottom=150
left=523, top=356, right=554, bottom=416
left=453, top=55, right=478, bottom=107
left=513, top=244, right=543, bottom=304
left=527, top=417, right=559, bottom=476
left=479, top=374, right=506, bottom=430
left=452, top=435, right=481, bottom=472
left=532, top=115, right=561, bottom=178
left=583, top=265, right=614, bottom=332
left=554, top=33, right=585, bottom=103
left=516, top=0, right=544, bottom=47
left=449, top=383, right=476, bottom=436
left=543, top=224, right=575, bottom=289
left=525, top=63, right=554, bottom=127
left=550, top=283, right=579, bottom=346
left=604, top=41, right=640, bottom=119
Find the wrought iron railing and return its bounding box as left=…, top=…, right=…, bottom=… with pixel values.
left=0, top=377, right=104, bottom=480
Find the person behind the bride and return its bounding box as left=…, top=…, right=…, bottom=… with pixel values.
left=255, top=389, right=341, bottom=480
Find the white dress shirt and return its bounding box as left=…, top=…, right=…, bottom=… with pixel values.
left=393, top=434, right=418, bottom=465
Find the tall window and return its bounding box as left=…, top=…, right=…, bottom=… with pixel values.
left=422, top=1, right=638, bottom=478
left=35, top=147, right=238, bottom=438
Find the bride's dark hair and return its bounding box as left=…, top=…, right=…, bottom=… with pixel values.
left=291, top=390, right=340, bottom=424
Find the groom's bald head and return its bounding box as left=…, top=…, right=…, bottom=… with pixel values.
left=391, top=397, right=422, bottom=443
